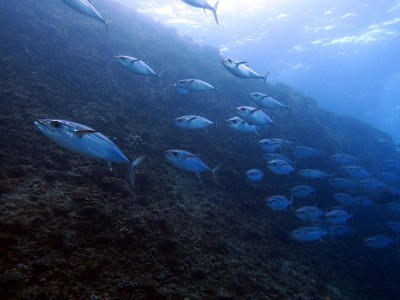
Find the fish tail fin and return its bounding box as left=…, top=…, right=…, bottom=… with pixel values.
left=263, top=71, right=270, bottom=94
left=213, top=1, right=220, bottom=25
left=212, top=163, right=223, bottom=184
left=129, top=155, right=146, bottom=189
left=104, top=17, right=112, bottom=37
left=289, top=195, right=294, bottom=212
left=216, top=86, right=220, bottom=99
left=157, top=70, right=164, bottom=88
left=330, top=229, right=336, bottom=243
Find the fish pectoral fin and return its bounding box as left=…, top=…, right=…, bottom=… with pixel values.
left=236, top=61, right=248, bottom=66
left=73, top=129, right=97, bottom=137
left=130, top=58, right=140, bottom=64
left=250, top=108, right=260, bottom=114
left=188, top=116, right=197, bottom=122
left=184, top=155, right=197, bottom=159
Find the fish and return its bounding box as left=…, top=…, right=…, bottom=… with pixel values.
left=234, top=106, right=273, bottom=125
left=364, top=235, right=394, bottom=248
left=174, top=79, right=217, bottom=95
left=289, top=185, right=315, bottom=198
left=34, top=119, right=145, bottom=188
left=113, top=56, right=159, bottom=77
left=358, top=178, right=386, bottom=192
left=339, top=165, right=370, bottom=179
left=181, top=0, right=220, bottom=25
left=164, top=149, right=221, bottom=183
left=297, top=169, right=330, bottom=180
left=353, top=196, right=375, bottom=207
left=292, top=146, right=321, bottom=159
left=266, top=159, right=294, bottom=176
left=266, top=195, right=292, bottom=211
left=259, top=138, right=282, bottom=153
left=172, top=115, right=214, bottom=130
left=385, top=201, right=400, bottom=213
left=328, top=177, right=358, bottom=189
left=221, top=58, right=269, bottom=91
left=386, top=221, right=400, bottom=232
left=295, top=206, right=324, bottom=222
left=263, top=154, right=293, bottom=165
left=249, top=92, right=289, bottom=109
left=333, top=193, right=354, bottom=206
left=60, top=0, right=110, bottom=35
left=381, top=172, right=399, bottom=182
left=384, top=160, right=400, bottom=170
left=289, top=226, right=327, bottom=242
left=326, top=210, right=352, bottom=225
left=225, top=117, right=261, bottom=135
left=330, top=154, right=360, bottom=166
left=246, top=169, right=264, bottom=182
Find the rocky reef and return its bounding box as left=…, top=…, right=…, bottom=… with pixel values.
left=0, top=1, right=399, bottom=299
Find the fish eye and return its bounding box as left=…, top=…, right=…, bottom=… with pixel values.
left=50, top=121, right=61, bottom=128
left=241, top=107, right=246, bottom=111
left=178, top=119, right=183, bottom=122
left=232, top=120, right=237, bottom=124
left=172, top=151, right=178, bottom=156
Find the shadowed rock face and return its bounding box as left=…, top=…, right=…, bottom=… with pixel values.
left=0, top=1, right=399, bottom=299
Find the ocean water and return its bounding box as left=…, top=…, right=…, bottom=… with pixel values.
left=0, top=0, right=399, bottom=299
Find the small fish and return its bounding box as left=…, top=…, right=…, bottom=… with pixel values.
left=249, top=92, right=289, bottom=109
left=263, top=154, right=293, bottom=165
left=266, top=195, right=292, bottom=211
left=164, top=149, right=221, bottom=183
left=290, top=185, right=315, bottom=198
left=113, top=56, right=159, bottom=77
left=333, top=193, right=354, bottom=206
left=328, top=177, right=358, bottom=189
left=234, top=106, right=273, bottom=125
left=34, top=119, right=145, bottom=188
left=384, top=160, right=400, bottom=170
left=354, top=196, right=375, bottom=207
left=225, top=117, right=261, bottom=135
left=292, top=146, right=321, bottom=159
left=259, top=138, right=282, bottom=153
left=364, top=235, right=394, bottom=248
left=181, top=0, right=220, bottom=25
left=339, top=165, right=370, bottom=179
left=386, top=221, right=400, bottom=232
left=295, top=206, right=324, bottom=222
left=359, top=178, right=386, bottom=192
left=330, top=154, right=360, bottom=166
left=221, top=58, right=269, bottom=91
left=289, top=226, right=327, bottom=242
left=297, top=169, right=330, bottom=180
left=174, top=79, right=217, bottom=95
left=60, top=0, right=110, bottom=35
left=266, top=159, right=294, bottom=176
left=172, top=115, right=213, bottom=130
left=326, top=210, right=352, bottom=225
left=381, top=172, right=398, bottom=182
left=385, top=201, right=400, bottom=213
left=246, top=169, right=264, bottom=182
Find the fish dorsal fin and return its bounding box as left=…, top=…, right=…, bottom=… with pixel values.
left=236, top=61, right=248, bottom=66
left=73, top=129, right=97, bottom=137
left=188, top=116, right=197, bottom=122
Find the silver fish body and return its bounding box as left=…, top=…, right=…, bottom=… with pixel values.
left=364, top=235, right=394, bottom=248
left=289, top=226, right=327, bottom=242
left=174, top=79, right=216, bottom=93
left=172, top=115, right=213, bottom=130
left=326, top=210, right=352, bottom=224
left=181, top=0, right=220, bottom=25
left=249, top=92, right=289, bottom=109
left=290, top=185, right=315, bottom=198
left=34, top=119, right=145, bottom=188
left=266, top=195, right=291, bottom=211
left=225, top=117, right=260, bottom=134
left=297, top=169, right=330, bottom=180
left=60, top=0, right=109, bottom=33
left=221, top=58, right=266, bottom=80
left=295, top=206, right=324, bottom=222
left=246, top=169, right=264, bottom=182
left=113, top=56, right=159, bottom=77
left=234, top=106, right=273, bottom=125
left=266, top=159, right=294, bottom=176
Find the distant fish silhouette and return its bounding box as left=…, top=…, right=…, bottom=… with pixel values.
left=181, top=0, right=220, bottom=25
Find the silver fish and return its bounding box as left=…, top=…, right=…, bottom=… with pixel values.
left=60, top=0, right=110, bottom=35
left=326, top=210, right=352, bottom=225
left=225, top=117, right=261, bottom=135
left=290, top=185, right=315, bottom=198
left=246, top=169, right=264, bottom=182
left=234, top=106, right=273, bottom=125
left=266, top=195, right=292, bottom=212
left=174, top=79, right=217, bottom=95
left=295, top=206, right=324, bottom=222
left=297, top=169, right=330, bottom=180
left=181, top=0, right=220, bottom=25
left=249, top=92, right=289, bottom=109
left=113, top=56, right=159, bottom=77
left=164, top=149, right=221, bottom=183
left=34, top=119, right=145, bottom=188
left=266, top=159, right=294, bottom=176
left=364, top=235, right=394, bottom=248
left=289, top=226, right=327, bottom=242
left=172, top=115, right=214, bottom=130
